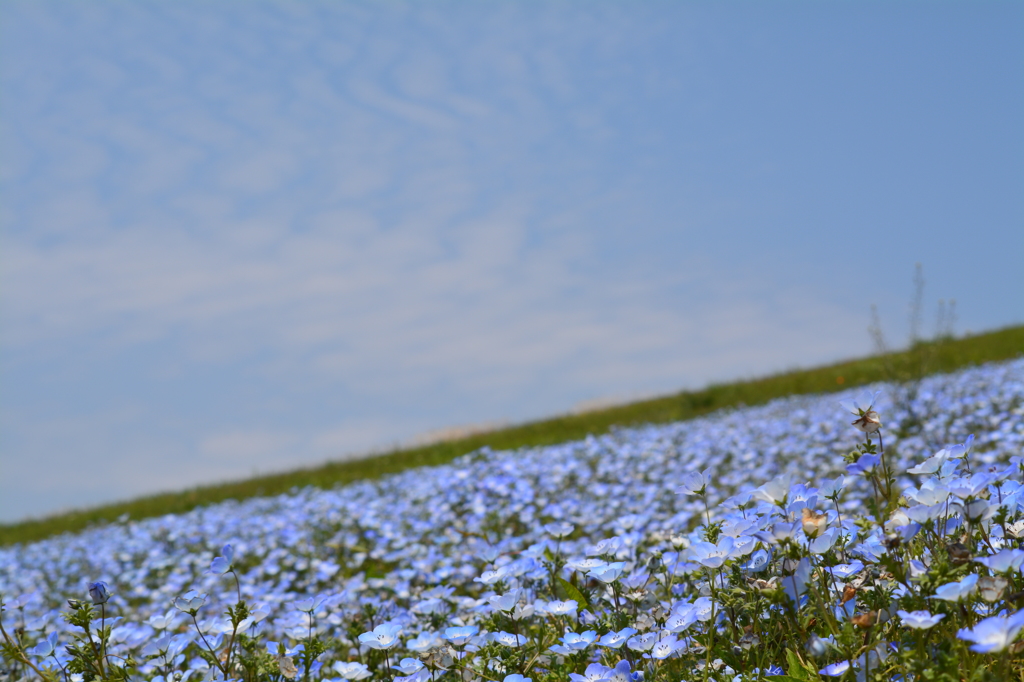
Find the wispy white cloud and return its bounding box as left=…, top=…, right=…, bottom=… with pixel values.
left=2, top=0, right=1021, bottom=522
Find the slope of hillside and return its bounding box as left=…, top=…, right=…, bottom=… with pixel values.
left=3, top=325, right=1022, bottom=547
left=1, top=356, right=1023, bottom=680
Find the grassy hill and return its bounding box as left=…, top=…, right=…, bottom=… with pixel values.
left=2, top=324, right=1022, bottom=547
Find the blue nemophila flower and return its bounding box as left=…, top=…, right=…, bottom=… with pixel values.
left=840, top=390, right=881, bottom=433
left=677, top=468, right=712, bottom=496
left=783, top=558, right=812, bottom=605
left=293, top=594, right=325, bottom=614
left=753, top=475, right=791, bottom=506
left=818, top=475, right=846, bottom=499
left=358, top=622, right=402, bottom=649
left=587, top=536, right=624, bottom=557
left=488, top=589, right=522, bottom=613
left=587, top=561, right=625, bottom=583
left=806, top=634, right=833, bottom=659
left=689, top=537, right=735, bottom=569
left=88, top=581, right=110, bottom=605
left=566, top=557, right=609, bottom=572
left=649, top=635, right=686, bottom=660
left=976, top=549, right=1024, bottom=574
left=28, top=631, right=59, bottom=658
left=665, top=606, right=698, bottom=633
left=897, top=610, right=945, bottom=629
left=474, top=566, right=509, bottom=585
left=503, top=675, right=531, bottom=682
left=625, top=632, right=658, bottom=652
left=209, top=544, right=234, bottom=574
left=392, top=658, right=423, bottom=675
left=597, top=627, right=637, bottom=648
left=957, top=610, right=1024, bottom=652
left=831, top=560, right=864, bottom=580
left=544, top=521, right=575, bottom=538
left=539, top=599, right=578, bottom=617
left=491, top=631, right=528, bottom=647
left=809, top=527, right=841, bottom=555
left=933, top=573, right=979, bottom=602
left=444, top=625, right=479, bottom=645
left=741, top=547, right=771, bottom=574
left=819, top=660, right=851, bottom=677
left=606, top=660, right=643, bottom=682
left=948, top=472, right=998, bottom=500
left=846, top=454, right=881, bottom=476
left=549, top=630, right=597, bottom=655
left=692, top=596, right=715, bottom=621
left=332, top=661, right=372, bottom=680
left=173, top=590, right=207, bottom=614
left=569, top=663, right=614, bottom=682
left=406, top=631, right=443, bottom=652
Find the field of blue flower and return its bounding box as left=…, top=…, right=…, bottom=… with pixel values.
left=3, top=358, right=1024, bottom=682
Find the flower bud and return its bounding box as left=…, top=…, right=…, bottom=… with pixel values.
left=88, top=581, right=110, bottom=605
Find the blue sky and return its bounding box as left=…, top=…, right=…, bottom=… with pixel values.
left=1, top=1, right=1021, bottom=523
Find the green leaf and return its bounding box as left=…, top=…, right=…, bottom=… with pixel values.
left=554, top=577, right=589, bottom=608
left=786, top=649, right=811, bottom=681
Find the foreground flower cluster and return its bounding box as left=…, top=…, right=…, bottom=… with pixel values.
left=3, top=359, right=1024, bottom=681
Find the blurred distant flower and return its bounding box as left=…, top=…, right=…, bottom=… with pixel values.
left=28, top=632, right=59, bottom=657
left=543, top=521, right=575, bottom=538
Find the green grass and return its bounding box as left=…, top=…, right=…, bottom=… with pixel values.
left=2, top=324, right=1022, bottom=547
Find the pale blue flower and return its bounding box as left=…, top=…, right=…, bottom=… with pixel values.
left=957, top=610, right=1024, bottom=652
left=976, top=549, right=1024, bottom=574
left=587, top=562, right=625, bottom=583
left=933, top=573, right=979, bottom=602
left=897, top=610, right=945, bottom=629
left=444, top=625, right=479, bottom=646
left=677, top=468, right=712, bottom=496
left=173, top=590, right=207, bottom=615
left=569, top=664, right=612, bottom=682
left=358, top=623, right=402, bottom=650
left=332, top=661, right=372, bottom=680
left=597, top=627, right=637, bottom=649
left=28, top=632, right=59, bottom=658
left=209, top=544, right=234, bottom=574
left=492, top=631, right=528, bottom=647
left=819, top=660, right=851, bottom=677
left=649, top=635, right=685, bottom=659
